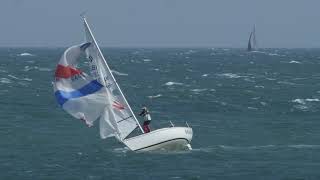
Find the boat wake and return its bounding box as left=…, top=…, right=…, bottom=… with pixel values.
left=192, top=144, right=320, bottom=153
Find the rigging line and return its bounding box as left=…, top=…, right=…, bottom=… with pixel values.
left=117, top=115, right=133, bottom=123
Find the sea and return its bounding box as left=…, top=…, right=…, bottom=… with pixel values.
left=1, top=47, right=320, bottom=179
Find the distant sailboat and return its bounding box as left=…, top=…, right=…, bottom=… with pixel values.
left=53, top=15, right=193, bottom=152
left=247, top=25, right=257, bottom=51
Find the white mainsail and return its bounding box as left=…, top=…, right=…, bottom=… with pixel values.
left=82, top=17, right=143, bottom=140
left=247, top=25, right=257, bottom=51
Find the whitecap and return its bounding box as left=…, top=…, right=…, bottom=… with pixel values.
left=293, top=104, right=309, bottom=111
left=22, top=78, right=32, bottom=81
left=18, top=52, right=35, bottom=56
left=254, top=85, right=264, bottom=88
left=292, top=99, right=306, bottom=104
left=252, top=97, right=260, bottom=100
left=191, top=89, right=207, bottom=92
left=277, top=81, right=296, bottom=85
left=202, top=74, right=209, bottom=77
left=289, top=60, right=301, bottom=64
left=111, top=70, right=128, bottom=76
left=23, top=66, right=33, bottom=71
left=260, top=102, right=267, bottom=106
left=268, top=53, right=280, bottom=56
left=147, top=94, right=162, bottom=99
left=306, top=98, right=320, bottom=102
left=8, top=75, right=19, bottom=79
left=112, top=147, right=130, bottom=153
left=184, top=50, right=196, bottom=55
left=218, top=73, right=241, bottom=79
left=38, top=67, right=52, bottom=72
left=164, top=82, right=183, bottom=86
left=143, top=59, right=152, bottom=62
left=0, top=78, right=11, bottom=84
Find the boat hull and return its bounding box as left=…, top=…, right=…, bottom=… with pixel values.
left=123, top=127, right=193, bottom=152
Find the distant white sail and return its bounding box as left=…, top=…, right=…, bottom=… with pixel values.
left=82, top=17, right=142, bottom=140
left=247, top=25, right=257, bottom=51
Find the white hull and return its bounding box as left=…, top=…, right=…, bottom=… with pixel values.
left=123, top=127, right=193, bottom=152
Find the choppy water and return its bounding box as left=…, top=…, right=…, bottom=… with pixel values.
left=1, top=48, right=320, bottom=179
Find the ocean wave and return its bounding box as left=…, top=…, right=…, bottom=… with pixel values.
left=7, top=74, right=32, bottom=81
left=22, top=78, right=32, bottom=81
left=164, top=82, right=183, bottom=86
left=277, top=81, right=296, bottom=86
left=18, top=52, right=35, bottom=57
left=260, top=102, right=267, bottom=106
left=143, top=59, right=152, bottom=62
left=292, top=98, right=319, bottom=105
left=111, top=70, right=128, bottom=76
left=254, top=85, right=264, bottom=88
left=23, top=66, right=51, bottom=72
left=306, top=98, right=320, bottom=102
left=289, top=60, right=301, bottom=64
left=112, top=147, right=130, bottom=154
left=293, top=104, right=309, bottom=111
left=268, top=53, right=281, bottom=56
left=0, top=78, right=11, bottom=84
left=38, top=67, right=52, bottom=72
left=218, top=73, right=241, bottom=79
left=292, top=99, right=306, bottom=104
left=147, top=94, right=162, bottom=99
left=191, top=89, right=207, bottom=93
left=8, top=75, right=19, bottom=79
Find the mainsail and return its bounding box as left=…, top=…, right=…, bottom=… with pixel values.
left=53, top=17, right=143, bottom=141
left=247, top=25, right=257, bottom=51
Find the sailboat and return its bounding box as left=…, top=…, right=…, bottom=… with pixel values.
left=247, top=25, right=257, bottom=51
left=53, top=16, right=193, bottom=152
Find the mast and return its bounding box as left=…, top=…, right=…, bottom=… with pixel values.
left=81, top=15, right=144, bottom=134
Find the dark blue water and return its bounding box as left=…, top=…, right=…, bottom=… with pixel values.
left=1, top=48, right=320, bottom=179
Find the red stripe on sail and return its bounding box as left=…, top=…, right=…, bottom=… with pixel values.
left=113, top=101, right=125, bottom=110
left=55, top=64, right=82, bottom=79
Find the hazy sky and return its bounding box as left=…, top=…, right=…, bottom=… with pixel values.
left=1, top=0, right=319, bottom=48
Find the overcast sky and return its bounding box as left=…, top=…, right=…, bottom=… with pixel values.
left=1, top=0, right=319, bottom=48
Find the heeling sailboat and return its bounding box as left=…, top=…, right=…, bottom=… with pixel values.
left=53, top=16, right=193, bottom=151
left=247, top=25, right=257, bottom=51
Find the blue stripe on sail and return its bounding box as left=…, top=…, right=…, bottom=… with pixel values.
left=55, top=80, right=103, bottom=106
